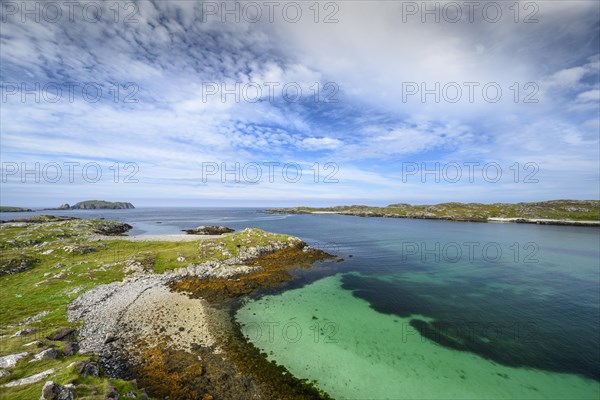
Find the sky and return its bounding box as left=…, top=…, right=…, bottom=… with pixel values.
left=1, top=0, right=599, bottom=207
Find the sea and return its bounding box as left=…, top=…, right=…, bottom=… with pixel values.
left=3, top=208, right=599, bottom=399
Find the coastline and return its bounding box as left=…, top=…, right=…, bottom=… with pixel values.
left=265, top=206, right=600, bottom=227
left=0, top=217, right=335, bottom=399
left=68, top=229, right=335, bottom=399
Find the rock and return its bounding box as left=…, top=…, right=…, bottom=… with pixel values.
left=176, top=256, right=186, bottom=262
left=0, top=370, right=11, bottom=378
left=2, top=368, right=56, bottom=387
left=106, top=384, right=119, bottom=399
left=40, top=381, right=73, bottom=400
left=184, top=225, right=234, bottom=235
left=46, top=327, right=75, bottom=341
left=0, top=255, right=38, bottom=276
left=58, top=204, right=71, bottom=210
left=92, top=222, right=133, bottom=236
left=30, top=348, right=60, bottom=362
left=22, top=311, right=51, bottom=325
left=13, top=327, right=38, bottom=337
left=76, top=360, right=99, bottom=377
left=41, top=249, right=54, bottom=255
left=23, top=340, right=45, bottom=348
left=104, top=333, right=117, bottom=344
left=62, top=244, right=97, bottom=255
left=63, top=341, right=78, bottom=356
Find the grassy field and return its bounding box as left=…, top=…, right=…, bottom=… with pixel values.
left=0, top=216, right=293, bottom=399
left=268, top=200, right=600, bottom=221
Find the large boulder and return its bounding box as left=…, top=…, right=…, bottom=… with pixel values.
left=184, top=225, right=234, bottom=235
left=40, top=381, right=73, bottom=400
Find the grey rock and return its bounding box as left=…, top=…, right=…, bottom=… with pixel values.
left=184, top=225, right=234, bottom=235
left=30, top=348, right=60, bottom=362
left=40, top=381, right=73, bottom=400
left=12, top=327, right=37, bottom=337
left=0, top=352, right=28, bottom=368
left=76, top=360, right=99, bottom=377
left=3, top=368, right=56, bottom=387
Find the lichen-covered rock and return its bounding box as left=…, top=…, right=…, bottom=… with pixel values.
left=0, top=255, right=38, bottom=276
left=0, top=352, right=28, bottom=368
left=40, top=381, right=73, bottom=400
left=62, top=244, right=97, bottom=255
left=30, top=348, right=60, bottom=362
left=12, top=328, right=37, bottom=337
left=184, top=225, right=234, bottom=235
left=2, top=368, right=56, bottom=387
left=92, top=221, right=133, bottom=236
left=46, top=327, right=75, bottom=341
left=76, top=360, right=99, bottom=377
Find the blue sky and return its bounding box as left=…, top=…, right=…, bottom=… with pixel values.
left=1, top=0, right=599, bottom=207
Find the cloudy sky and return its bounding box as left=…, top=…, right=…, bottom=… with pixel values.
left=1, top=0, right=599, bottom=207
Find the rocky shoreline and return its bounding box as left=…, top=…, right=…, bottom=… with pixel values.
left=267, top=210, right=600, bottom=226
left=0, top=217, right=335, bottom=399
left=67, top=231, right=334, bottom=399
left=265, top=200, right=600, bottom=227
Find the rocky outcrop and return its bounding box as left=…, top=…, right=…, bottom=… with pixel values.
left=71, top=201, right=135, bottom=210
left=30, top=348, right=60, bottom=362
left=184, top=225, right=234, bottom=235
left=92, top=221, right=133, bottom=236
left=0, top=255, right=38, bottom=276
left=0, top=352, right=28, bottom=368
left=40, top=381, right=73, bottom=400
left=2, top=368, right=56, bottom=387
left=49, top=201, right=135, bottom=210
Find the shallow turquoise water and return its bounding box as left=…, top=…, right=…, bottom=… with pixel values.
left=232, top=214, right=600, bottom=399
left=237, top=274, right=599, bottom=399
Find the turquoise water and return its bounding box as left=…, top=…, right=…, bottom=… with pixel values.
left=237, top=274, right=599, bottom=399
left=4, top=208, right=599, bottom=398
left=233, top=214, right=600, bottom=399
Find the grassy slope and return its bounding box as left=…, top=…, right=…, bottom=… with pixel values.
left=0, top=218, right=292, bottom=399
left=274, top=200, right=600, bottom=221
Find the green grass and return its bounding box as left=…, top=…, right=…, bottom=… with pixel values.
left=271, top=200, right=600, bottom=221
left=0, top=218, right=294, bottom=399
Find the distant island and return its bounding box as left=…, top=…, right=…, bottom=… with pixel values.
left=0, top=206, right=33, bottom=212
left=266, top=200, right=600, bottom=226
left=49, top=200, right=135, bottom=210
